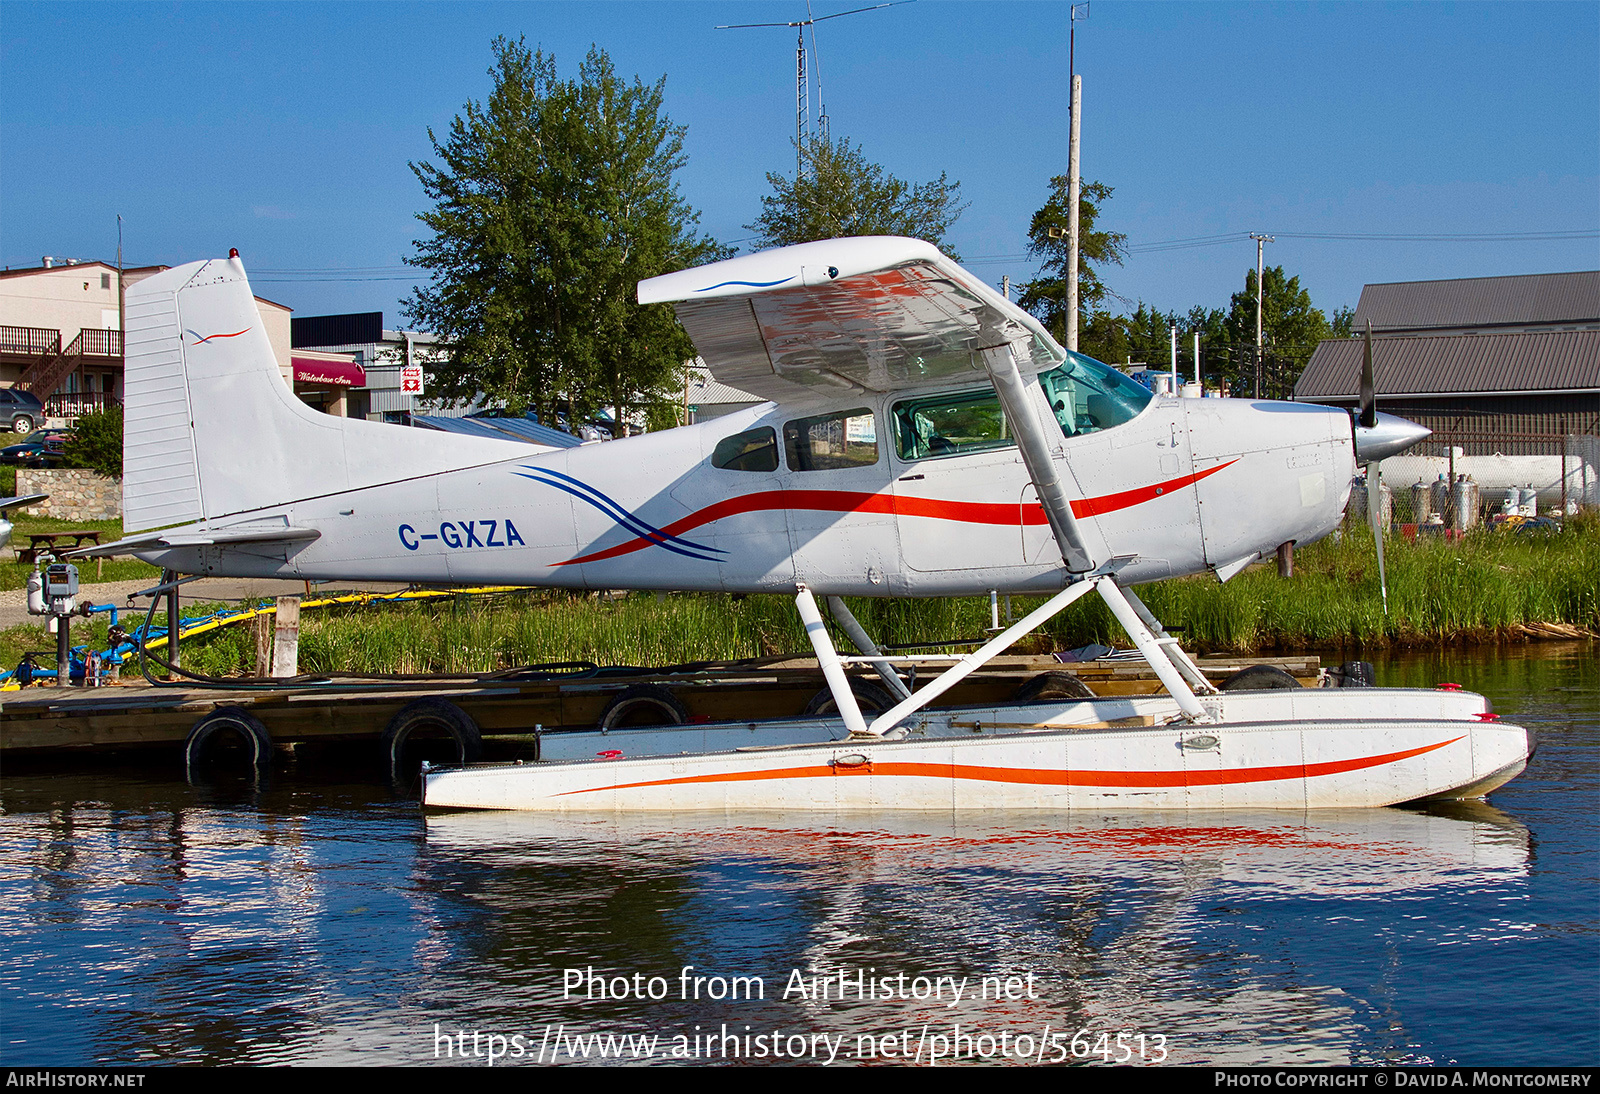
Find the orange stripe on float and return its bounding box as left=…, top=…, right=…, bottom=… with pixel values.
left=559, top=736, right=1462, bottom=796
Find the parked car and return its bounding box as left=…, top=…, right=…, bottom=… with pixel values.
left=0, top=387, right=45, bottom=434
left=0, top=428, right=70, bottom=468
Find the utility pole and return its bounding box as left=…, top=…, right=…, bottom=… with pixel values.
left=1249, top=232, right=1274, bottom=397
left=1169, top=324, right=1178, bottom=394
left=116, top=215, right=125, bottom=362
left=1001, top=275, right=1011, bottom=301
left=1065, top=3, right=1088, bottom=352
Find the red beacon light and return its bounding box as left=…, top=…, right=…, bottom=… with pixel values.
left=229, top=248, right=240, bottom=259
left=1435, top=682, right=1463, bottom=691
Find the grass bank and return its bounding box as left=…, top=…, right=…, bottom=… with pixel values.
left=162, top=516, right=1597, bottom=678
left=0, top=513, right=159, bottom=591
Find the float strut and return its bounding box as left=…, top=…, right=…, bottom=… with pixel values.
left=865, top=578, right=1098, bottom=737
left=1117, top=584, right=1218, bottom=695
left=796, top=586, right=870, bottom=737
left=1095, top=577, right=1212, bottom=722
left=825, top=595, right=912, bottom=701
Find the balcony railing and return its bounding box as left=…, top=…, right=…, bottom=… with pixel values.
left=0, top=326, right=121, bottom=358
left=79, top=328, right=122, bottom=356
left=0, top=326, right=62, bottom=356
left=46, top=392, right=122, bottom=419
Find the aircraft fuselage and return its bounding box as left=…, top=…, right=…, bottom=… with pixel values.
left=140, top=382, right=1354, bottom=596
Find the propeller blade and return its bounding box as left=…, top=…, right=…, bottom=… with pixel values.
left=1358, top=322, right=1377, bottom=430
left=1366, top=459, right=1389, bottom=615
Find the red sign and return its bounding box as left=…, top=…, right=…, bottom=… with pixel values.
left=401, top=365, right=425, bottom=395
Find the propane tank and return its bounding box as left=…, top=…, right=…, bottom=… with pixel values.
left=1409, top=480, right=1432, bottom=523
left=1521, top=484, right=1538, bottom=517
left=1347, top=475, right=1393, bottom=530
left=1452, top=474, right=1480, bottom=532
left=26, top=569, right=46, bottom=616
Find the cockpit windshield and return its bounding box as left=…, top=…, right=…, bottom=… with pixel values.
left=1037, top=351, right=1153, bottom=438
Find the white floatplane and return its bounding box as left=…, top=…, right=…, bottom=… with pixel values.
left=94, top=238, right=1530, bottom=810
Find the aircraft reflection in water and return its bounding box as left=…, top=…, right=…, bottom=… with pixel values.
left=424, top=805, right=1531, bottom=1065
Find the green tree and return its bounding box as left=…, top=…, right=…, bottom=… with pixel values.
left=405, top=39, right=723, bottom=428
left=1222, top=265, right=1332, bottom=355
left=746, top=135, right=966, bottom=254
left=63, top=405, right=121, bottom=479
left=1018, top=179, right=1128, bottom=344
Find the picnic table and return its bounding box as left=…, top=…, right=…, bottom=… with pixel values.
left=17, top=530, right=101, bottom=565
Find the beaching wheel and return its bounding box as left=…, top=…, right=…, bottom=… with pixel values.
left=382, top=699, right=483, bottom=776
left=184, top=706, right=273, bottom=779
left=1218, top=664, right=1301, bottom=691
left=802, top=679, right=895, bottom=717
left=1013, top=670, right=1097, bottom=702
left=598, top=685, right=689, bottom=730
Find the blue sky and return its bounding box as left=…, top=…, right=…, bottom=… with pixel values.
left=3, top=1, right=1596, bottom=327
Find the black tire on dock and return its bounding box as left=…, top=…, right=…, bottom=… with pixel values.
left=185, top=706, right=273, bottom=779
left=802, top=679, right=895, bottom=717
left=1336, top=661, right=1376, bottom=688
left=598, top=685, right=690, bottom=730
left=382, top=699, right=483, bottom=776
left=1013, top=670, right=1097, bottom=702
left=1218, top=664, right=1302, bottom=691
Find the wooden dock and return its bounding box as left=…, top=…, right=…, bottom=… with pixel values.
left=0, top=654, right=1323, bottom=770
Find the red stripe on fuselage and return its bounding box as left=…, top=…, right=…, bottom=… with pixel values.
left=556, top=460, right=1238, bottom=566
left=558, top=736, right=1464, bottom=796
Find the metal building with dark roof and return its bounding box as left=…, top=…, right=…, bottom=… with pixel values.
left=1296, top=271, right=1600, bottom=456
left=1351, top=271, right=1600, bottom=335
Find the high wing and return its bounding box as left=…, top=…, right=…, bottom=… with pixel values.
left=641, top=236, right=1096, bottom=574
left=638, top=237, right=1064, bottom=402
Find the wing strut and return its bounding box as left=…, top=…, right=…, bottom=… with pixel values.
left=977, top=339, right=1096, bottom=574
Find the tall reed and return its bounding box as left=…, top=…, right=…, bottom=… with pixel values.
left=177, top=517, right=1598, bottom=676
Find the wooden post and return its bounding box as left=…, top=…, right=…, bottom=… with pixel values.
left=1277, top=540, right=1294, bottom=578
left=252, top=611, right=272, bottom=678
left=271, top=596, right=301, bottom=678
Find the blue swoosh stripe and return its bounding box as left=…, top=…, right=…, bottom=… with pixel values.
left=525, top=479, right=724, bottom=563
left=513, top=467, right=726, bottom=561
left=520, top=467, right=724, bottom=555
left=694, top=276, right=795, bottom=293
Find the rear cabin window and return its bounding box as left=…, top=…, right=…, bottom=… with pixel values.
left=783, top=410, right=879, bottom=471
left=711, top=426, right=778, bottom=472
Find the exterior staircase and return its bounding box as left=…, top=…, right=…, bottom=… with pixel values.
left=18, top=331, right=87, bottom=398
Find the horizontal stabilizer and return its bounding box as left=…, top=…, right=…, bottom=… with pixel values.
left=69, top=523, right=321, bottom=558
left=0, top=494, right=49, bottom=512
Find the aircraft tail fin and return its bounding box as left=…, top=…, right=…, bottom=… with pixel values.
left=122, top=256, right=529, bottom=533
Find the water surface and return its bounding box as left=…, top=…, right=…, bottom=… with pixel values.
left=2, top=645, right=1594, bottom=1066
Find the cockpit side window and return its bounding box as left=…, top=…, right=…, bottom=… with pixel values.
left=1038, top=351, right=1153, bottom=438
left=891, top=389, right=1009, bottom=461
left=711, top=426, right=779, bottom=472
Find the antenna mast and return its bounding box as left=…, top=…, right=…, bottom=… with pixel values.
left=717, top=2, right=908, bottom=179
